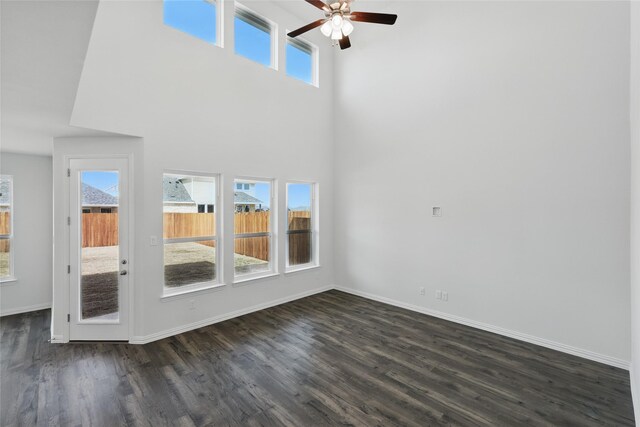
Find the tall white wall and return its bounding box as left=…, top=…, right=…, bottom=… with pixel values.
left=0, top=152, right=52, bottom=315
left=630, top=0, right=640, bottom=419
left=334, top=1, right=631, bottom=365
left=54, top=0, right=335, bottom=341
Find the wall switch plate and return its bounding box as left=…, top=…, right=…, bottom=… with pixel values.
left=150, top=236, right=158, bottom=246
left=419, top=287, right=426, bottom=296
left=436, top=290, right=442, bottom=300
left=442, top=291, right=448, bottom=301
left=432, top=207, right=442, bottom=217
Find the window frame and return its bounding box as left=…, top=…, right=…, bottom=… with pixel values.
left=0, top=175, right=14, bottom=282
left=233, top=176, right=278, bottom=283
left=163, top=0, right=223, bottom=47
left=285, top=35, right=319, bottom=87
left=162, top=171, right=222, bottom=297
left=285, top=181, right=319, bottom=273
left=234, top=2, right=278, bottom=69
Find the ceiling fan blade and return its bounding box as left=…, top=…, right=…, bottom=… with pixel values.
left=305, top=0, right=330, bottom=12
left=350, top=12, right=397, bottom=25
left=287, top=19, right=327, bottom=38
left=339, top=35, right=351, bottom=50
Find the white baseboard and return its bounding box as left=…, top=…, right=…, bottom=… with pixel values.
left=40, top=282, right=631, bottom=372
left=130, top=285, right=334, bottom=344
left=50, top=335, right=66, bottom=343
left=0, top=302, right=51, bottom=317
left=335, top=286, right=630, bottom=370
left=631, top=365, right=640, bottom=424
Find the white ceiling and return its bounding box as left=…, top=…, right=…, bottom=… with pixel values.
left=0, top=0, right=387, bottom=156
left=1, top=0, right=116, bottom=156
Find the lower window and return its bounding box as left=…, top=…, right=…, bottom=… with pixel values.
left=286, top=182, right=316, bottom=270
left=234, top=178, right=275, bottom=280
left=163, top=173, right=219, bottom=292
left=0, top=175, right=13, bottom=280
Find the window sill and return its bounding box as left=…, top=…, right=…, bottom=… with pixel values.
left=0, top=276, right=18, bottom=285
left=161, top=282, right=226, bottom=301
left=285, top=264, right=320, bottom=275
left=233, top=272, right=280, bottom=287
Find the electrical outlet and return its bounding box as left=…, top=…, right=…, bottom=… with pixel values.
left=419, top=287, right=425, bottom=296
left=188, top=299, right=196, bottom=310
left=442, top=291, right=448, bottom=302
left=150, top=235, right=158, bottom=246
left=435, top=290, right=442, bottom=300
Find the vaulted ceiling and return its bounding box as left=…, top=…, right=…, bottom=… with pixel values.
left=1, top=0, right=115, bottom=155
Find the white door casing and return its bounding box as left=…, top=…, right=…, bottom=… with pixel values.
left=69, top=157, right=130, bottom=341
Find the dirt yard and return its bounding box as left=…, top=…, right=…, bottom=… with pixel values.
left=80, top=243, right=268, bottom=317
left=0, top=252, right=9, bottom=278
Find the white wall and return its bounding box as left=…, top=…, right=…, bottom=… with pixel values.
left=0, top=152, right=52, bottom=315
left=52, top=0, right=335, bottom=341
left=334, top=1, right=631, bottom=365
left=630, top=0, right=640, bottom=420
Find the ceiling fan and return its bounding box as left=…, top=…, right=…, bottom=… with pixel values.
left=287, top=0, right=397, bottom=50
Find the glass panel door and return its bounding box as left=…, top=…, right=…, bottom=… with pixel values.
left=69, top=158, right=129, bottom=341
left=80, top=171, right=120, bottom=321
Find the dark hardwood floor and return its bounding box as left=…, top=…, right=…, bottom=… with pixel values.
left=0, top=290, right=634, bottom=426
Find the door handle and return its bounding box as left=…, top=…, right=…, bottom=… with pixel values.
left=120, top=270, right=128, bottom=276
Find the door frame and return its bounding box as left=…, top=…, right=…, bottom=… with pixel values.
left=64, top=153, right=135, bottom=342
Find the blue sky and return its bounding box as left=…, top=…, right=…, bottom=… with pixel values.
left=83, top=172, right=311, bottom=210
left=164, top=0, right=217, bottom=43
left=82, top=171, right=119, bottom=196
left=286, top=43, right=312, bottom=84
left=164, top=0, right=312, bottom=84
left=252, top=183, right=311, bottom=210
left=235, top=17, right=271, bottom=66
left=253, top=182, right=271, bottom=208
left=287, top=183, right=312, bottom=210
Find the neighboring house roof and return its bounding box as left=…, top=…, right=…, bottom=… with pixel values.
left=234, top=192, right=263, bottom=205
left=82, top=183, right=118, bottom=206
left=163, top=176, right=194, bottom=203
left=0, top=179, right=10, bottom=205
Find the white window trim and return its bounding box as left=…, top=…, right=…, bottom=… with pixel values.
left=285, top=181, right=319, bottom=272
left=216, top=0, right=224, bottom=48
left=161, top=282, right=226, bottom=300
left=234, top=2, right=278, bottom=69
left=285, top=35, right=319, bottom=87
left=0, top=175, right=15, bottom=283
left=233, top=176, right=278, bottom=283
left=162, top=171, right=223, bottom=297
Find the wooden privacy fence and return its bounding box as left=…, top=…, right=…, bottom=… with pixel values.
left=81, top=211, right=313, bottom=264
left=164, top=213, right=215, bottom=238
left=287, top=212, right=312, bottom=265
left=82, top=213, right=119, bottom=248
left=234, top=212, right=270, bottom=262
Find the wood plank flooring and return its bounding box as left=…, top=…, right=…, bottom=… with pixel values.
left=0, top=290, right=634, bottom=426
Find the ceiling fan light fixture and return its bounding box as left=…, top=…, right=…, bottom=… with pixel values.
left=287, top=0, right=397, bottom=50
left=331, top=14, right=343, bottom=29
left=320, top=21, right=332, bottom=36
left=341, top=19, right=354, bottom=36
